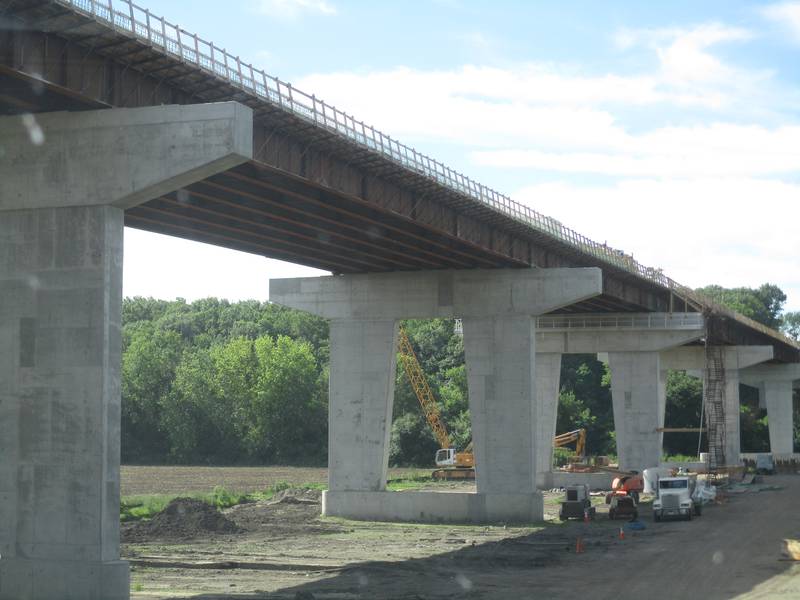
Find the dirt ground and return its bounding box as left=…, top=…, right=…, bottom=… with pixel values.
left=124, top=471, right=800, bottom=599
left=121, top=466, right=421, bottom=496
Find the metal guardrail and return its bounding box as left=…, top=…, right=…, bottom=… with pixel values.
left=52, top=0, right=799, bottom=350
left=536, top=313, right=705, bottom=331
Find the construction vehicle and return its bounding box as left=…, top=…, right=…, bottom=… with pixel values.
left=559, top=484, right=595, bottom=521
left=553, top=428, right=586, bottom=460
left=652, top=474, right=701, bottom=521
left=605, top=473, right=644, bottom=504
left=608, top=494, right=638, bottom=520
left=397, top=327, right=474, bottom=479
left=398, top=326, right=588, bottom=479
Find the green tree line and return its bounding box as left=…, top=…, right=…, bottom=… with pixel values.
left=121, top=284, right=799, bottom=465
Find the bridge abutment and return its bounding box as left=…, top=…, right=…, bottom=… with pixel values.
left=271, top=268, right=602, bottom=522
left=0, top=102, right=252, bottom=600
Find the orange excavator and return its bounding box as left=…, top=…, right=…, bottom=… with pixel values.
left=398, top=326, right=588, bottom=479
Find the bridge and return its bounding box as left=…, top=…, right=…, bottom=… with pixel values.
left=1, top=1, right=799, bottom=598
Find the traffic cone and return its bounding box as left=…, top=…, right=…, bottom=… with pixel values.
left=618, top=527, right=625, bottom=541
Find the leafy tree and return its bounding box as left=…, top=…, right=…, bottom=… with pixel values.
left=697, top=283, right=786, bottom=328
left=782, top=311, right=800, bottom=341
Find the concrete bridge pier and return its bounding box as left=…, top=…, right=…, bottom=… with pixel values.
left=662, top=346, right=774, bottom=465
left=741, top=363, right=800, bottom=456
left=538, top=315, right=705, bottom=474
left=0, top=103, right=252, bottom=600
left=270, top=267, right=602, bottom=523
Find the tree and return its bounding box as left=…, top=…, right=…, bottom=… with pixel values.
left=121, top=326, right=184, bottom=462
left=782, top=311, right=800, bottom=341
left=697, top=283, right=786, bottom=328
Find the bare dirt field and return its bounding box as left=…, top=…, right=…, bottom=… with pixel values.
left=121, top=466, right=422, bottom=496
left=123, top=468, right=800, bottom=600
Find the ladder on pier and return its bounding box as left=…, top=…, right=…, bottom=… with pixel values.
left=703, top=344, right=727, bottom=470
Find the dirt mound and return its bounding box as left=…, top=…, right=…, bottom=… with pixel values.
left=123, top=498, right=241, bottom=542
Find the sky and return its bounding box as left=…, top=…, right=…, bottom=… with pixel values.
left=124, top=0, right=800, bottom=311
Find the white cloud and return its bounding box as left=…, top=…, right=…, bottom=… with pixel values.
left=472, top=123, right=800, bottom=178
left=256, top=0, right=336, bottom=20
left=512, top=178, right=800, bottom=310
left=762, top=2, right=800, bottom=42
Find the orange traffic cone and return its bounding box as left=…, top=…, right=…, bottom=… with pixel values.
left=618, top=527, right=625, bottom=541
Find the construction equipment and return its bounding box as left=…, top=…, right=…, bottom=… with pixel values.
left=398, top=326, right=588, bottom=479
left=559, top=484, right=595, bottom=521
left=605, top=473, right=644, bottom=504
left=397, top=327, right=474, bottom=479
left=608, top=494, right=638, bottom=520
left=553, top=429, right=586, bottom=460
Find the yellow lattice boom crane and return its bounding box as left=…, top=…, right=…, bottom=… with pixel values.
left=398, top=326, right=588, bottom=479
left=397, top=326, right=475, bottom=479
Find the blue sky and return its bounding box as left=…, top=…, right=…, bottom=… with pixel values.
left=124, top=0, right=800, bottom=311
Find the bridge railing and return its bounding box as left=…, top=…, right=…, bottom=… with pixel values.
left=54, top=0, right=799, bottom=350
left=536, top=313, right=705, bottom=331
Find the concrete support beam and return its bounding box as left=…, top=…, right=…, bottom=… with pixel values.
left=1, top=102, right=253, bottom=211
left=607, top=352, right=665, bottom=472
left=272, top=268, right=602, bottom=523
left=0, top=103, right=254, bottom=600
left=536, top=313, right=704, bottom=354
left=741, top=363, right=800, bottom=456
left=661, top=346, right=774, bottom=464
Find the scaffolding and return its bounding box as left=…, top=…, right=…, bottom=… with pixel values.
left=703, top=343, right=727, bottom=471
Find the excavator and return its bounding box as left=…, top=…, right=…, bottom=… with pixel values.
left=397, top=326, right=587, bottom=479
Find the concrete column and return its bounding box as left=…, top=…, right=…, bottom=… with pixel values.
left=534, top=353, right=562, bottom=488
left=0, top=206, right=128, bottom=599
left=328, top=319, right=397, bottom=492
left=763, top=380, right=794, bottom=455
left=723, top=369, right=743, bottom=464
left=741, top=363, right=800, bottom=456
left=464, top=316, right=537, bottom=495
left=0, top=103, right=252, bottom=600
left=607, top=352, right=665, bottom=472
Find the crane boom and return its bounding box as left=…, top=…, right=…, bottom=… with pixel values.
left=397, top=326, right=452, bottom=450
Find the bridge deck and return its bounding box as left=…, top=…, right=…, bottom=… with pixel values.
left=2, top=0, right=798, bottom=360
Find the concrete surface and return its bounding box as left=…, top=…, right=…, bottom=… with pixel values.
left=0, top=102, right=253, bottom=211
left=742, top=363, right=800, bottom=455
left=607, top=352, right=665, bottom=472
left=534, top=353, right=561, bottom=489
left=322, top=490, right=543, bottom=523
left=0, top=205, right=129, bottom=600
left=544, top=471, right=617, bottom=490
left=269, top=268, right=603, bottom=320
left=327, top=319, right=398, bottom=492
left=0, top=103, right=255, bottom=600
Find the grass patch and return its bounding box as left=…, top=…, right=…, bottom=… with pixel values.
left=121, top=482, right=326, bottom=522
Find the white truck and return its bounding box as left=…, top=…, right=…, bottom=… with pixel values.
left=652, top=475, right=702, bottom=521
